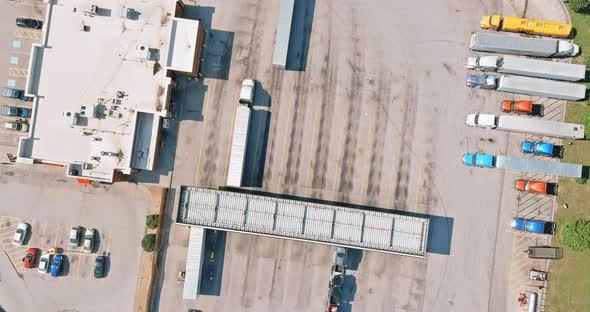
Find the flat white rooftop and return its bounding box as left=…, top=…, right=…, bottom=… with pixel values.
left=167, top=17, right=200, bottom=73
left=177, top=187, right=430, bottom=257
left=19, top=0, right=179, bottom=181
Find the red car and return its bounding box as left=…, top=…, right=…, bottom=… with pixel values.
left=23, top=248, right=39, bottom=268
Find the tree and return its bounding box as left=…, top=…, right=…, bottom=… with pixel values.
left=142, top=234, right=157, bottom=252
left=146, top=214, right=159, bottom=229
left=571, top=0, right=590, bottom=13
left=562, top=219, right=590, bottom=251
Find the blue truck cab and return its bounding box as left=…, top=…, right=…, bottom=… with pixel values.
left=520, top=141, right=563, bottom=158
left=51, top=254, right=63, bottom=277
left=512, top=217, right=555, bottom=235
left=463, top=153, right=495, bottom=168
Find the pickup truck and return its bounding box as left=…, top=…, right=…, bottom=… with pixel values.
left=512, top=217, right=555, bottom=235
left=514, top=179, right=558, bottom=195
left=501, top=100, right=544, bottom=117
left=0, top=106, right=31, bottom=118
left=463, top=153, right=495, bottom=168
left=521, top=140, right=563, bottom=158
left=466, top=74, right=496, bottom=89
left=525, top=246, right=562, bottom=259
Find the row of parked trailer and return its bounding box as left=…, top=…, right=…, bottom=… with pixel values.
left=463, top=15, right=576, bottom=312
left=466, top=31, right=587, bottom=101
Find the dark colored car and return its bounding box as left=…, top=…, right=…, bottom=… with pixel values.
left=16, top=17, right=42, bottom=29
left=1, top=88, right=33, bottom=101
left=22, top=248, right=39, bottom=268
left=94, top=256, right=106, bottom=278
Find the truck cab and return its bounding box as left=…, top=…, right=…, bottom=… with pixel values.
left=239, top=79, right=255, bottom=105
left=520, top=140, right=563, bottom=158
left=466, top=74, right=497, bottom=89
left=514, top=179, right=558, bottom=195
left=501, top=100, right=544, bottom=117
left=463, top=153, right=495, bottom=168
left=465, top=113, right=497, bottom=129
left=512, top=217, right=555, bottom=235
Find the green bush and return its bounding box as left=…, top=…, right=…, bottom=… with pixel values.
left=146, top=214, right=159, bottom=229
left=576, top=177, right=588, bottom=184
left=142, top=234, right=157, bottom=252
left=571, top=0, right=590, bottom=13
left=563, top=219, right=590, bottom=251
left=581, top=109, right=590, bottom=138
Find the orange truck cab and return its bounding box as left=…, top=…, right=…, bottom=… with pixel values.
left=514, top=179, right=558, bottom=195
left=501, top=100, right=544, bottom=117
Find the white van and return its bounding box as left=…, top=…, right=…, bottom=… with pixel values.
left=528, top=292, right=537, bottom=312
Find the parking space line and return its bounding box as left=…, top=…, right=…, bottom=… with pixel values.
left=331, top=128, right=345, bottom=192
left=76, top=255, right=81, bottom=280
left=279, top=89, right=295, bottom=190
left=304, top=97, right=321, bottom=188
left=105, top=232, right=111, bottom=254
left=54, top=225, right=60, bottom=246
left=40, top=221, right=46, bottom=248
left=8, top=68, right=28, bottom=78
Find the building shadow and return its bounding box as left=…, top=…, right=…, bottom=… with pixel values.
left=241, top=110, right=271, bottom=187
left=199, top=29, right=234, bottom=80
left=339, top=275, right=357, bottom=312
left=286, top=0, right=316, bottom=71
left=182, top=5, right=214, bottom=29
left=150, top=188, right=176, bottom=312
left=218, top=188, right=454, bottom=255
left=199, top=229, right=227, bottom=296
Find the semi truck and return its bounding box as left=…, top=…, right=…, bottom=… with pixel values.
left=462, top=153, right=583, bottom=178
left=521, top=140, right=563, bottom=158
left=480, top=15, right=572, bottom=38
left=469, top=33, right=579, bottom=57
left=466, top=74, right=586, bottom=101
left=501, top=100, right=544, bottom=117
left=512, top=217, right=556, bottom=234
left=514, top=179, right=558, bottom=195
left=465, top=55, right=586, bottom=81
left=465, top=113, right=585, bottom=139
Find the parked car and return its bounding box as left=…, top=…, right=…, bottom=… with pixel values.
left=22, top=248, right=39, bottom=268
left=84, top=228, right=96, bottom=253
left=94, top=256, right=106, bottom=278
left=51, top=254, right=64, bottom=277
left=512, top=217, right=556, bottom=235
left=5, top=121, right=29, bottom=132
left=0, top=106, right=31, bottom=118
left=69, top=226, right=82, bottom=248
left=466, top=74, right=496, bottom=89
left=1, top=88, right=33, bottom=101
left=16, top=17, right=42, bottom=29
left=38, top=253, right=51, bottom=273
left=514, top=179, right=558, bottom=195
left=13, top=223, right=29, bottom=246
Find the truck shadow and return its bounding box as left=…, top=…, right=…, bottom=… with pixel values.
left=242, top=109, right=271, bottom=187
left=286, top=0, right=316, bottom=71
left=199, top=230, right=227, bottom=296
left=345, top=248, right=363, bottom=271
left=339, top=275, right=357, bottom=312
left=218, top=188, right=454, bottom=255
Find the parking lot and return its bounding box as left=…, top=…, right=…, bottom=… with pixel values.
left=150, top=0, right=574, bottom=311
left=0, top=0, right=45, bottom=148
left=0, top=164, right=152, bottom=312
left=0, top=215, right=110, bottom=278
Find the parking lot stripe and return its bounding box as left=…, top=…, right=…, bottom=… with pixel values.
left=54, top=225, right=60, bottom=246
left=279, top=89, right=295, bottom=190
left=14, top=1, right=45, bottom=7
left=304, top=97, right=321, bottom=188
left=105, top=232, right=111, bottom=254
left=331, top=128, right=345, bottom=192
left=76, top=255, right=81, bottom=280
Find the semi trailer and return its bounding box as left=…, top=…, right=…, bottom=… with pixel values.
left=465, top=113, right=585, bottom=139
left=462, top=153, right=583, bottom=178
left=469, top=33, right=579, bottom=57
left=465, top=55, right=586, bottom=81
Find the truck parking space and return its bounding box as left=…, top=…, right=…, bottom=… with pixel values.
left=0, top=215, right=109, bottom=280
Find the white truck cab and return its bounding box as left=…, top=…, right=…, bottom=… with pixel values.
left=239, top=79, right=255, bottom=105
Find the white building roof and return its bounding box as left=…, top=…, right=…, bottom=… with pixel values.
left=167, top=17, right=200, bottom=73
left=177, top=187, right=430, bottom=257
left=18, top=0, right=178, bottom=182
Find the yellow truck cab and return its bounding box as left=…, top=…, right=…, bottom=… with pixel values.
left=480, top=15, right=571, bottom=38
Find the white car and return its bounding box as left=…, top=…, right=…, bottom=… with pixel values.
left=69, top=226, right=81, bottom=248
left=13, top=223, right=29, bottom=246
left=84, top=228, right=96, bottom=253
left=38, top=253, right=51, bottom=273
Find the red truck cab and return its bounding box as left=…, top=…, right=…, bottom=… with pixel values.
left=501, top=100, right=544, bottom=117
left=515, top=179, right=558, bottom=195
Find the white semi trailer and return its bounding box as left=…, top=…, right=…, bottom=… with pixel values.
left=465, top=113, right=585, bottom=139
left=465, top=55, right=586, bottom=81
